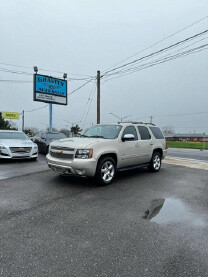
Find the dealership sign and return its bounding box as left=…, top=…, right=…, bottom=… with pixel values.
left=33, top=74, right=67, bottom=105
left=3, top=112, right=19, bottom=119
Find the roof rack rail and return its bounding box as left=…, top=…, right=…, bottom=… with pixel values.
left=118, top=121, right=155, bottom=126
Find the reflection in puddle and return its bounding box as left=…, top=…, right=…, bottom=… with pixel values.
left=143, top=198, right=207, bottom=227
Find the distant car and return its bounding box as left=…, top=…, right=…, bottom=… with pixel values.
left=34, top=132, right=67, bottom=154
left=0, top=130, right=38, bottom=160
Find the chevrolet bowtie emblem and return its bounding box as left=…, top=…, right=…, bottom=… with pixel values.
left=56, top=150, right=62, bottom=154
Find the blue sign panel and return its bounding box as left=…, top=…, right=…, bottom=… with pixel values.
left=33, top=74, right=67, bottom=105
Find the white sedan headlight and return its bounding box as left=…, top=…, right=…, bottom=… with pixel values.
left=0, top=144, right=6, bottom=150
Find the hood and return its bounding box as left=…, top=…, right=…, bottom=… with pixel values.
left=50, top=137, right=104, bottom=149
left=0, top=139, right=35, bottom=147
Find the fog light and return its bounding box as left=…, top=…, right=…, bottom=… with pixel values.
left=76, top=169, right=85, bottom=175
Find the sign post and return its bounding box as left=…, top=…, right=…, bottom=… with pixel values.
left=49, top=104, right=52, bottom=132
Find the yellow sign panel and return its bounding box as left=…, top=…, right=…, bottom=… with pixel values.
left=3, top=112, right=19, bottom=119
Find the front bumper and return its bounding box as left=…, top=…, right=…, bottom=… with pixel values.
left=46, top=154, right=97, bottom=177
left=0, top=147, right=38, bottom=159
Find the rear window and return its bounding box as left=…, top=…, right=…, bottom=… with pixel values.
left=149, top=127, right=164, bottom=139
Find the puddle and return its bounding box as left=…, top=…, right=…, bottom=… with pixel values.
left=143, top=198, right=207, bottom=227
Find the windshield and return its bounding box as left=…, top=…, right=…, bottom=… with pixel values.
left=82, top=125, right=122, bottom=139
left=0, top=132, right=29, bottom=140
left=47, top=133, right=67, bottom=140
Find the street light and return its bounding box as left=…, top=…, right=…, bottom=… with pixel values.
left=109, top=113, right=132, bottom=122
left=33, top=66, right=38, bottom=74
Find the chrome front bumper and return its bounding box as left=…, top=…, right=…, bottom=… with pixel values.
left=46, top=154, right=97, bottom=177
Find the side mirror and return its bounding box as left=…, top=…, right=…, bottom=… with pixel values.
left=122, top=134, right=135, bottom=141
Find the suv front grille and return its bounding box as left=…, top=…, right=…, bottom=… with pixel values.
left=10, top=147, right=32, bottom=153
left=51, top=146, right=75, bottom=151
left=50, top=152, right=74, bottom=159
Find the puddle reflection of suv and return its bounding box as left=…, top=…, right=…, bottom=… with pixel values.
left=46, top=122, right=167, bottom=185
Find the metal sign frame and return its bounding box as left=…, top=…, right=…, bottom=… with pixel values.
left=33, top=74, right=67, bottom=105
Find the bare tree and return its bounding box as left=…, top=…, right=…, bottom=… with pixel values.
left=162, top=125, right=175, bottom=136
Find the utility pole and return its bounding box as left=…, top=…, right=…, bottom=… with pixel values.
left=150, top=116, right=153, bottom=124
left=97, top=70, right=100, bottom=124
left=22, top=110, right=24, bottom=131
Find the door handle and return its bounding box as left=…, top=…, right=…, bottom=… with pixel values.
left=135, top=143, right=139, bottom=147
left=150, top=142, right=153, bottom=145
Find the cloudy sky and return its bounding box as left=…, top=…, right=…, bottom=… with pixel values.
left=1, top=0, right=208, bottom=133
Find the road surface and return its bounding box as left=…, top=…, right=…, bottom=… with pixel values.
left=0, top=163, right=208, bottom=277
left=167, top=147, right=208, bottom=162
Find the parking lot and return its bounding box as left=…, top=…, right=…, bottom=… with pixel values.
left=0, top=151, right=208, bottom=277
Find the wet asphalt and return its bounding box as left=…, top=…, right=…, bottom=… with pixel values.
left=0, top=163, right=208, bottom=277
left=167, top=148, right=208, bottom=162
left=0, top=154, right=48, bottom=180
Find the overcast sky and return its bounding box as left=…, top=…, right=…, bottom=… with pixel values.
left=1, top=0, right=208, bottom=133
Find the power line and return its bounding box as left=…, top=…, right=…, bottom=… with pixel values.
left=103, top=35, right=208, bottom=77
left=82, top=85, right=97, bottom=129
left=0, top=67, right=33, bottom=75
left=80, top=82, right=96, bottom=123
left=102, top=29, right=208, bottom=77
left=68, top=79, right=95, bottom=95
left=24, top=105, right=48, bottom=113
left=102, top=43, right=208, bottom=82
left=0, top=80, right=32, bottom=83
left=0, top=62, right=93, bottom=77
left=102, top=15, right=208, bottom=73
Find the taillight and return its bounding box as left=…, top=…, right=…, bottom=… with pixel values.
left=165, top=139, right=168, bottom=149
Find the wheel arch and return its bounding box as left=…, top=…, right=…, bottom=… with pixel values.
left=152, top=148, right=163, bottom=157
left=97, top=153, right=118, bottom=167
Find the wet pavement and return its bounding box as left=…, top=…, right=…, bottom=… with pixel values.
left=0, top=154, right=48, bottom=180
left=0, top=163, right=208, bottom=277
left=143, top=198, right=208, bottom=227
left=167, top=148, right=208, bottom=162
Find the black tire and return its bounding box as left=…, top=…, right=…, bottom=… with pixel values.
left=149, top=152, right=161, bottom=172
left=95, top=156, right=116, bottom=185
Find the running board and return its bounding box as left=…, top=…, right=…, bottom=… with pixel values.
left=117, top=163, right=150, bottom=172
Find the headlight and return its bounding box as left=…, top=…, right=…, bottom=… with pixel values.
left=75, top=149, right=93, bottom=159
left=34, top=144, right=38, bottom=149
left=0, top=145, right=6, bottom=150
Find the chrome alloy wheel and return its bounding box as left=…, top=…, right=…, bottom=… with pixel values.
left=153, top=154, right=161, bottom=171
left=101, top=161, right=115, bottom=182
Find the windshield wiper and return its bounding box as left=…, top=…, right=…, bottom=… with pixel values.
left=90, top=135, right=104, bottom=138
left=80, top=134, right=90, bottom=137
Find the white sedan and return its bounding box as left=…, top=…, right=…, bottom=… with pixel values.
left=0, top=130, right=38, bottom=160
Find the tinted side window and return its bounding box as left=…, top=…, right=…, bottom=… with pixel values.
left=36, top=133, right=41, bottom=139
left=41, top=133, right=46, bottom=139
left=137, top=126, right=151, bottom=140
left=122, top=126, right=138, bottom=140
left=149, top=127, right=164, bottom=139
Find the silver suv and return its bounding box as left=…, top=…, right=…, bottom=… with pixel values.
left=46, top=123, right=167, bottom=185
